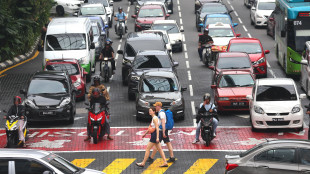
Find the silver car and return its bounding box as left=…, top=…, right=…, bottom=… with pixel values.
left=225, top=139, right=310, bottom=174
left=0, top=149, right=105, bottom=174
left=91, top=21, right=105, bottom=58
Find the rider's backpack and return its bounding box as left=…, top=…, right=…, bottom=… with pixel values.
left=159, top=109, right=174, bottom=130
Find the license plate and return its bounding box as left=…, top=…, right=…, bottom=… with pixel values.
left=232, top=102, right=245, bottom=106
left=272, top=118, right=284, bottom=121
left=93, top=126, right=98, bottom=129
left=42, top=111, right=55, bottom=115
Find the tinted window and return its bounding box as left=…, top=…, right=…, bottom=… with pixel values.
left=128, top=40, right=166, bottom=53
left=92, top=26, right=100, bottom=36
left=300, top=149, right=310, bottom=165
left=255, top=148, right=296, bottom=163
left=46, top=63, right=80, bottom=75
left=14, top=159, right=52, bottom=174
left=42, top=154, right=79, bottom=173
left=256, top=85, right=297, bottom=101
left=202, top=5, right=227, bottom=13
left=0, top=159, right=9, bottom=174
left=142, top=77, right=178, bottom=92
left=80, top=7, right=106, bottom=15
left=206, top=17, right=231, bottom=25
left=152, top=24, right=179, bottom=34
left=125, top=44, right=136, bottom=57
left=209, top=28, right=234, bottom=37
left=133, top=55, right=171, bottom=69
left=257, top=2, right=275, bottom=10
left=139, top=8, right=164, bottom=18
left=217, top=57, right=251, bottom=69
left=219, top=74, right=254, bottom=88
left=28, top=79, right=68, bottom=95
left=46, top=34, right=86, bottom=51
left=229, top=43, right=262, bottom=54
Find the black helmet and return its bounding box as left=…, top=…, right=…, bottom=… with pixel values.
left=14, top=96, right=22, bottom=104
left=118, top=7, right=123, bottom=11
left=93, top=76, right=100, bottom=84
left=92, top=88, right=101, bottom=97
left=106, top=40, right=111, bottom=45
left=203, top=93, right=211, bottom=101
left=204, top=28, right=209, bottom=33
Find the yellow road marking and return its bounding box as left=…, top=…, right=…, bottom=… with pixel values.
left=142, top=158, right=174, bottom=174
left=184, top=159, right=218, bottom=174
left=102, top=158, right=136, bottom=174
left=71, top=159, right=95, bottom=168
left=0, top=74, right=7, bottom=78
left=0, top=51, right=39, bottom=75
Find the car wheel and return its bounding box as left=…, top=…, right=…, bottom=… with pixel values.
left=56, top=5, right=65, bottom=17
left=250, top=15, right=254, bottom=25
left=68, top=111, right=75, bottom=124
left=136, top=112, right=140, bottom=121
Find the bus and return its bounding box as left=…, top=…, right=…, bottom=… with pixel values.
left=274, top=0, right=310, bottom=75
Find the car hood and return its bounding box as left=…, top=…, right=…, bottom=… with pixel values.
left=217, top=87, right=253, bottom=97
left=255, top=101, right=300, bottom=113
left=168, top=33, right=182, bottom=42
left=213, top=37, right=234, bottom=46
left=137, top=17, right=166, bottom=24
left=132, top=68, right=173, bottom=76
left=140, top=92, right=182, bottom=101
left=248, top=53, right=263, bottom=62
left=27, top=94, right=67, bottom=106
left=256, top=10, right=273, bottom=17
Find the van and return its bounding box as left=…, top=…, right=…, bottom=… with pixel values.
left=44, top=17, right=95, bottom=81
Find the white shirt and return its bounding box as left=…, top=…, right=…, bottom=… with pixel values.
left=158, top=109, right=166, bottom=129
left=150, top=116, right=160, bottom=128
left=199, top=103, right=216, bottom=112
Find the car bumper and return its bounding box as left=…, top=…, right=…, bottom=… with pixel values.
left=136, top=105, right=184, bottom=119
left=253, top=63, right=267, bottom=76
left=25, top=105, right=73, bottom=122
left=255, top=18, right=268, bottom=26
left=216, top=100, right=249, bottom=111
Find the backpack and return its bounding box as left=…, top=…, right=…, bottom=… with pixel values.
left=159, top=109, right=174, bottom=130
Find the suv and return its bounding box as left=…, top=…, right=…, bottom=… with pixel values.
left=128, top=50, right=179, bottom=100
left=75, top=4, right=109, bottom=27
left=136, top=71, right=187, bottom=120
left=117, top=32, right=168, bottom=85
left=20, top=71, right=77, bottom=124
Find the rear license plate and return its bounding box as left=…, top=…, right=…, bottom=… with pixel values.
left=272, top=118, right=284, bottom=121
left=93, top=126, right=98, bottom=129
left=231, top=102, right=246, bottom=106
left=41, top=111, right=55, bottom=115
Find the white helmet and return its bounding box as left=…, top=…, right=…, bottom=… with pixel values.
left=203, top=93, right=211, bottom=101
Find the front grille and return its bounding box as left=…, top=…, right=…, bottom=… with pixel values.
left=266, top=121, right=290, bottom=126
left=267, top=113, right=289, bottom=116
left=38, top=105, right=58, bottom=109
left=141, top=24, right=151, bottom=30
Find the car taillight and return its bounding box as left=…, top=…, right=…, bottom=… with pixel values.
left=226, top=163, right=238, bottom=171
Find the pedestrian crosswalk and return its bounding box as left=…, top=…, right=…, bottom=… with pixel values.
left=71, top=158, right=219, bottom=174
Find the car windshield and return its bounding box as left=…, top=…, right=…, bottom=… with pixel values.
left=256, top=85, right=297, bottom=101
left=217, top=57, right=251, bottom=69
left=80, top=7, right=106, bottom=15
left=202, top=5, right=227, bottom=13
left=229, top=43, right=262, bottom=54
left=126, top=40, right=166, bottom=56
left=209, top=28, right=234, bottom=37
left=28, top=79, right=68, bottom=95
left=206, top=17, right=231, bottom=25
left=142, top=77, right=178, bottom=92
left=139, top=8, right=164, bottom=18
left=219, top=74, right=254, bottom=88
left=42, top=154, right=80, bottom=173
left=88, top=0, right=109, bottom=7
left=92, top=26, right=100, bottom=36
left=152, top=24, right=179, bottom=34
left=90, top=18, right=103, bottom=29
left=133, top=55, right=171, bottom=69
left=240, top=143, right=264, bottom=157
left=257, top=2, right=275, bottom=10
left=46, top=34, right=86, bottom=51
left=45, top=63, right=80, bottom=75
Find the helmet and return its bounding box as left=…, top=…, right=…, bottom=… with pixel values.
left=92, top=88, right=101, bottom=98
left=204, top=28, right=209, bottom=33
left=118, top=7, right=123, bottom=11
left=93, top=76, right=100, bottom=84
left=203, top=93, right=211, bottom=101
left=14, top=96, right=22, bottom=104
left=106, top=40, right=111, bottom=45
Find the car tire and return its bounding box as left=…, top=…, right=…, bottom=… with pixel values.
left=56, top=5, right=65, bottom=17
left=297, top=125, right=304, bottom=132
left=68, top=111, right=75, bottom=124
left=136, top=112, right=140, bottom=121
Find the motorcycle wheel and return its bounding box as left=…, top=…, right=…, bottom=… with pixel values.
left=93, top=129, right=98, bottom=144
left=205, top=134, right=211, bottom=147
left=119, top=34, right=123, bottom=39
left=7, top=135, right=16, bottom=148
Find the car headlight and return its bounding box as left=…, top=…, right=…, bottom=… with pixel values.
left=256, top=13, right=263, bottom=18
left=136, top=22, right=143, bottom=26
left=291, top=104, right=301, bottom=114
left=25, top=99, right=38, bottom=109
left=138, top=99, right=149, bottom=107
left=131, top=75, right=140, bottom=81
left=171, top=98, right=182, bottom=106
left=253, top=57, right=265, bottom=65
left=57, top=97, right=71, bottom=108
left=254, top=105, right=264, bottom=114
left=218, top=97, right=229, bottom=101
left=73, top=78, right=82, bottom=88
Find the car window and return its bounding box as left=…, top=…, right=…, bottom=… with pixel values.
left=133, top=55, right=172, bottom=69
left=209, top=28, right=234, bottom=37
left=14, top=159, right=52, bottom=174
left=202, top=5, right=227, bottom=13
left=152, top=24, right=179, bottom=34
left=254, top=148, right=296, bottom=163
left=0, top=159, right=9, bottom=174
left=42, top=154, right=80, bottom=174
left=228, top=43, right=262, bottom=54
left=139, top=8, right=164, bottom=17
left=142, top=77, right=178, bottom=92
left=46, top=63, right=80, bottom=75
left=46, top=34, right=87, bottom=51
left=217, top=57, right=251, bottom=69
left=218, top=74, right=254, bottom=88
left=300, top=149, right=310, bottom=166
left=256, top=85, right=297, bottom=101
left=206, top=17, right=231, bottom=25
left=125, top=44, right=136, bottom=57
left=28, top=79, right=68, bottom=95
left=80, top=7, right=106, bottom=15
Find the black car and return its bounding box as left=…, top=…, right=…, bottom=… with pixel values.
left=195, top=0, right=222, bottom=12
left=117, top=32, right=168, bottom=85
left=195, top=3, right=232, bottom=31
left=136, top=71, right=186, bottom=120
left=135, top=0, right=173, bottom=14
left=20, top=71, right=77, bottom=124
left=128, top=50, right=179, bottom=100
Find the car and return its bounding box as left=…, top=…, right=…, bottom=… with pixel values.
left=143, top=1, right=170, bottom=15
left=86, top=0, right=114, bottom=27
left=225, top=139, right=310, bottom=174
left=132, top=4, right=170, bottom=31
left=211, top=70, right=255, bottom=112
left=226, top=38, right=270, bottom=77
left=128, top=50, right=179, bottom=100
left=209, top=52, right=253, bottom=84
left=198, top=14, right=238, bottom=32
left=135, top=0, right=173, bottom=14
left=91, top=21, right=106, bottom=58
left=195, top=0, right=222, bottom=12
left=44, top=59, right=88, bottom=100
left=151, top=20, right=184, bottom=52
left=266, top=10, right=275, bottom=39
left=244, top=0, right=255, bottom=8
left=75, top=4, right=109, bottom=28
left=20, top=71, right=77, bottom=124
left=117, top=32, right=168, bottom=85
left=250, top=0, right=275, bottom=27
left=50, top=0, right=84, bottom=16
left=0, top=149, right=105, bottom=174
left=88, top=16, right=110, bottom=38
left=247, top=78, right=306, bottom=131
left=140, top=30, right=173, bottom=53
left=136, top=71, right=187, bottom=120
left=196, top=3, right=233, bottom=32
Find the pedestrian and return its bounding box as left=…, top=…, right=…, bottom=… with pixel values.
left=306, top=104, right=310, bottom=140
left=148, top=102, right=176, bottom=163
left=136, top=107, right=168, bottom=168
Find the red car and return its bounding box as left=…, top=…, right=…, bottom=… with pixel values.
left=226, top=38, right=270, bottom=77
left=132, top=4, right=169, bottom=31
left=44, top=59, right=87, bottom=100
left=211, top=70, right=255, bottom=112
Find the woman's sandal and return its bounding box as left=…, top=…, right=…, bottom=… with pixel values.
left=136, top=162, right=145, bottom=168
left=159, top=164, right=168, bottom=167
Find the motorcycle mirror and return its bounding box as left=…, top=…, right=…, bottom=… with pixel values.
left=117, top=50, right=124, bottom=54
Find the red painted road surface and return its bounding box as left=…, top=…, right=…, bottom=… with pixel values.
left=0, top=127, right=307, bottom=151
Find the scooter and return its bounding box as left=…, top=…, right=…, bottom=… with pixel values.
left=101, top=57, right=113, bottom=82
left=201, top=43, right=213, bottom=67
left=199, top=111, right=217, bottom=147
left=2, top=110, right=28, bottom=148
left=115, top=19, right=126, bottom=39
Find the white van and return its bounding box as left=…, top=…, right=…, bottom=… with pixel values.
left=44, top=17, right=95, bottom=80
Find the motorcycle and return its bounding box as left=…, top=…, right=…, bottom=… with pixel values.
left=201, top=43, right=213, bottom=67
left=115, top=19, right=126, bottom=39
left=101, top=57, right=113, bottom=82
left=197, top=108, right=217, bottom=147
left=2, top=110, right=28, bottom=148
left=129, top=0, right=135, bottom=5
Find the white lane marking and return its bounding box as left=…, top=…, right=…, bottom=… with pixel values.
left=267, top=61, right=271, bottom=68
left=38, top=131, right=49, bottom=138
left=115, top=54, right=119, bottom=60
left=182, top=34, right=186, bottom=42
left=230, top=5, right=234, bottom=10
left=180, top=18, right=183, bottom=25
left=242, top=25, right=248, bottom=32
left=248, top=33, right=252, bottom=38
left=191, top=101, right=196, bottom=116
left=185, top=52, right=188, bottom=59
left=29, top=132, right=39, bottom=138
left=178, top=6, right=180, bottom=11
left=107, top=86, right=110, bottom=93
left=116, top=130, right=125, bottom=136
left=177, top=0, right=180, bottom=5
left=188, top=70, right=192, bottom=80
left=186, top=61, right=190, bottom=68
left=117, top=44, right=121, bottom=50
left=238, top=17, right=243, bottom=24
left=120, top=39, right=122, bottom=43
left=189, top=84, right=193, bottom=96
left=179, top=12, right=182, bottom=17
left=227, top=0, right=231, bottom=4
left=234, top=11, right=238, bottom=17
left=269, top=69, right=276, bottom=78
left=183, top=43, right=187, bottom=51
left=127, top=6, right=130, bottom=12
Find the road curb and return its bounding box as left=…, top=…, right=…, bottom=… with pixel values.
left=0, top=37, right=40, bottom=71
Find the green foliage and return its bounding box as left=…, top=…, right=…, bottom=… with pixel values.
left=0, top=0, right=54, bottom=62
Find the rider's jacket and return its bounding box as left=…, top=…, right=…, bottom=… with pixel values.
left=88, top=85, right=110, bottom=101
left=7, top=104, right=25, bottom=118
left=199, top=34, right=213, bottom=45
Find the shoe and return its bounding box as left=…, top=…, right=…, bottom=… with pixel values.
left=213, top=133, right=216, bottom=137
left=167, top=157, right=175, bottom=163
left=192, top=140, right=200, bottom=144
left=112, top=71, right=115, bottom=75
left=147, top=157, right=154, bottom=163
left=136, top=162, right=144, bottom=168
left=107, top=136, right=113, bottom=140
left=84, top=136, right=91, bottom=141
left=159, top=164, right=168, bottom=167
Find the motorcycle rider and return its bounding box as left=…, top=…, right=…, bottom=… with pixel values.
left=99, top=40, right=115, bottom=74
left=84, top=88, right=113, bottom=141
left=192, top=93, right=218, bottom=144
left=88, top=76, right=110, bottom=101
left=198, top=28, right=214, bottom=61
left=3, top=96, right=26, bottom=147
left=114, top=7, right=128, bottom=33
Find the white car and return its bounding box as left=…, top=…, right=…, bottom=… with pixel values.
left=250, top=0, right=275, bottom=27
left=140, top=30, right=172, bottom=54
left=87, top=0, right=114, bottom=27
left=50, top=0, right=84, bottom=16
left=75, top=4, right=109, bottom=28
left=151, top=20, right=184, bottom=52
left=247, top=78, right=306, bottom=131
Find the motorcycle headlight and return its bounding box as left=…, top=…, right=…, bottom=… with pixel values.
left=138, top=99, right=149, bottom=107
left=171, top=98, right=182, bottom=106
left=131, top=75, right=140, bottom=81
left=97, top=117, right=103, bottom=121
left=25, top=99, right=38, bottom=109
left=254, top=105, right=264, bottom=114
left=291, top=104, right=301, bottom=114
left=218, top=97, right=229, bottom=101
left=90, top=117, right=95, bottom=121
left=253, top=57, right=265, bottom=65
left=200, top=18, right=204, bottom=22
left=73, top=78, right=82, bottom=88
left=104, top=57, right=109, bottom=61
left=57, top=97, right=71, bottom=108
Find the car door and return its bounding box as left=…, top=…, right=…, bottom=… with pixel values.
left=298, top=148, right=310, bottom=173
left=253, top=148, right=299, bottom=174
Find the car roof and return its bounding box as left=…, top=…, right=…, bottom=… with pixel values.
left=81, top=3, right=104, bottom=7
left=153, top=20, right=177, bottom=24
left=143, top=71, right=176, bottom=78
left=33, top=71, right=68, bottom=79
left=46, top=59, right=79, bottom=64
left=220, top=70, right=252, bottom=75
left=229, top=37, right=260, bottom=43
left=127, top=32, right=163, bottom=41
left=0, top=149, right=50, bottom=158
left=137, top=50, right=168, bottom=55
left=257, top=78, right=295, bottom=86
left=202, top=2, right=224, bottom=7
left=141, top=4, right=162, bottom=9
left=219, top=52, right=249, bottom=57
left=208, top=22, right=231, bottom=28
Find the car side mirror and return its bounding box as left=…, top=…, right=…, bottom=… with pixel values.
left=180, top=29, right=184, bottom=32
left=229, top=10, right=233, bottom=13
left=173, top=62, right=179, bottom=67
left=90, top=42, right=95, bottom=49
left=181, top=87, right=187, bottom=92
left=246, top=95, right=253, bottom=100
left=209, top=65, right=215, bottom=70
left=117, top=50, right=124, bottom=54
left=300, top=94, right=307, bottom=99
left=168, top=10, right=172, bottom=14
left=84, top=102, right=89, bottom=106
left=269, top=17, right=274, bottom=21
left=264, top=50, right=270, bottom=54
left=301, top=59, right=308, bottom=65
left=233, top=23, right=238, bottom=27
left=236, top=34, right=241, bottom=37
left=73, top=12, right=78, bottom=17
left=281, top=30, right=286, bottom=37
left=20, top=89, right=26, bottom=95
left=199, top=23, right=203, bottom=27
left=132, top=15, right=137, bottom=18
left=211, top=85, right=216, bottom=89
